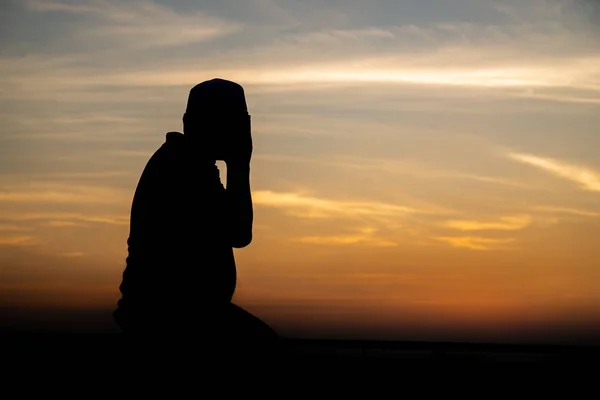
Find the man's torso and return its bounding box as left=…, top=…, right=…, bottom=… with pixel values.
left=116, top=133, right=236, bottom=326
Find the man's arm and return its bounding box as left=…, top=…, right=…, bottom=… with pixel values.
left=225, top=163, right=253, bottom=248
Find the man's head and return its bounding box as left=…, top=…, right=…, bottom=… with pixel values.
left=183, top=78, right=249, bottom=151
left=185, top=78, right=247, bottom=117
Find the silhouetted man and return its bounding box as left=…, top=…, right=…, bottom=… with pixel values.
left=114, top=79, right=278, bottom=356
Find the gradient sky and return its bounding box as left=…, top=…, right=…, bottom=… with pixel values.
left=1, top=0, right=600, bottom=343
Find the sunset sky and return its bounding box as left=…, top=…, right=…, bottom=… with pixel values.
left=1, top=0, right=600, bottom=343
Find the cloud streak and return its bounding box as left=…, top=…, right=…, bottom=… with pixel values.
left=61, top=252, right=86, bottom=258
left=294, top=227, right=397, bottom=247
left=252, top=190, right=447, bottom=220
left=436, top=236, right=516, bottom=251
left=0, top=224, right=31, bottom=232
left=508, top=152, right=600, bottom=192
left=0, top=212, right=129, bottom=226
left=534, top=206, right=600, bottom=218
left=4, top=1, right=600, bottom=106
left=0, top=182, right=130, bottom=205
left=443, top=215, right=532, bottom=231
left=310, top=155, right=535, bottom=190
left=24, top=0, right=241, bottom=48
left=0, top=235, right=36, bottom=246
left=7, top=57, right=599, bottom=93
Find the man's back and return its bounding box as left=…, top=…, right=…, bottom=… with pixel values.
left=115, top=132, right=236, bottom=334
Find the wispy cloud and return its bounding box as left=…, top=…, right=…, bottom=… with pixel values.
left=508, top=152, right=600, bottom=192
left=0, top=235, right=36, bottom=246
left=4, top=1, right=600, bottom=106
left=0, top=182, right=130, bottom=205
left=252, top=190, right=446, bottom=220
left=315, top=155, right=534, bottom=190
left=0, top=171, right=135, bottom=182
left=50, top=116, right=141, bottom=125
left=534, top=205, right=600, bottom=218
left=0, top=224, right=31, bottom=232
left=443, top=215, right=532, bottom=231
left=60, top=252, right=86, bottom=258
left=436, top=236, right=516, bottom=251
left=18, top=58, right=596, bottom=91
left=514, top=91, right=600, bottom=105
left=24, top=0, right=241, bottom=48
left=109, top=150, right=153, bottom=158
left=256, top=60, right=598, bottom=91
left=294, top=227, right=397, bottom=247
left=286, top=27, right=397, bottom=45
left=0, top=212, right=129, bottom=226
left=45, top=221, right=87, bottom=228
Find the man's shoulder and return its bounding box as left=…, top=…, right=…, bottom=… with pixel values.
left=165, top=131, right=184, bottom=143
left=141, top=132, right=221, bottom=185
left=158, top=131, right=184, bottom=155
left=145, top=132, right=184, bottom=165
left=133, top=134, right=181, bottom=190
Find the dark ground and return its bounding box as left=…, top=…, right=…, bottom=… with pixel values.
left=3, top=327, right=599, bottom=390
left=2, top=341, right=596, bottom=396
left=3, top=303, right=598, bottom=394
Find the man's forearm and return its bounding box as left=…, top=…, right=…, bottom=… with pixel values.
left=226, top=163, right=253, bottom=248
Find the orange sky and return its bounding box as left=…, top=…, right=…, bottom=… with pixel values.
left=1, top=0, right=600, bottom=343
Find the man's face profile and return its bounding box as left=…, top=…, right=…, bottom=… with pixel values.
left=183, top=111, right=250, bottom=161
left=182, top=79, right=250, bottom=161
